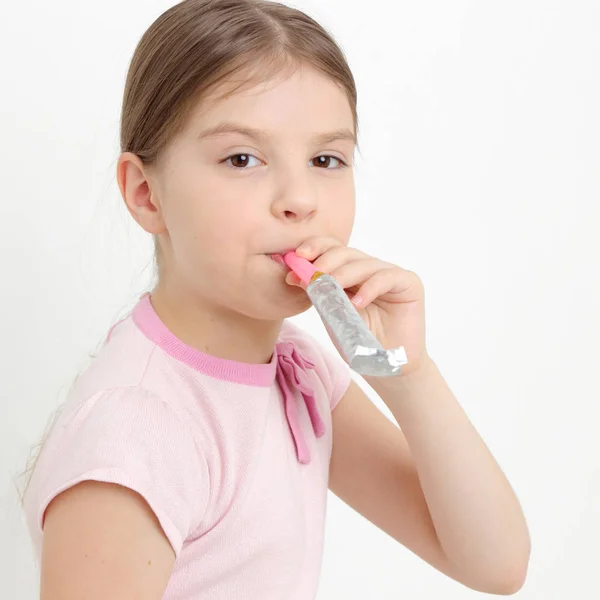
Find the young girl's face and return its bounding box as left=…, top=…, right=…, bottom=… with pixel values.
left=150, top=65, right=356, bottom=320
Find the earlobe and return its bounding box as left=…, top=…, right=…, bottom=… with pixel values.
left=117, top=152, right=166, bottom=235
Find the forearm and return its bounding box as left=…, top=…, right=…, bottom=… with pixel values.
left=366, top=357, right=530, bottom=589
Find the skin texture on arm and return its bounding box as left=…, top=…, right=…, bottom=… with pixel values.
left=329, top=380, right=459, bottom=580
left=40, top=481, right=176, bottom=600
left=329, top=378, right=528, bottom=595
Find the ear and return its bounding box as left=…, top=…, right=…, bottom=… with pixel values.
left=116, top=152, right=166, bottom=235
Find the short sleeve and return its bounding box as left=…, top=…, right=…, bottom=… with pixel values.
left=34, top=386, right=209, bottom=558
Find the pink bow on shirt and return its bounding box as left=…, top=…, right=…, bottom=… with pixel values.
left=275, top=341, right=326, bottom=465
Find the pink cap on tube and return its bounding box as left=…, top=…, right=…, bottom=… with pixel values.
left=283, top=252, right=319, bottom=286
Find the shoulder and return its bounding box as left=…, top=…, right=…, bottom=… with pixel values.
left=71, top=314, right=159, bottom=403
left=24, top=384, right=211, bottom=561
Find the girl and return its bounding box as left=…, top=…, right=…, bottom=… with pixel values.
left=22, top=0, right=530, bottom=598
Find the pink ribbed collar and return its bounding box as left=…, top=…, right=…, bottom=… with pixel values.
left=130, top=292, right=325, bottom=463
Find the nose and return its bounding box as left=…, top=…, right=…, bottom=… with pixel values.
left=270, top=168, right=318, bottom=223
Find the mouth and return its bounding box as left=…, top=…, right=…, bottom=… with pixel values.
left=265, top=248, right=298, bottom=267
left=270, top=253, right=287, bottom=267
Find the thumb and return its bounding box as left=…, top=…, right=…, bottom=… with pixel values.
left=285, top=271, right=305, bottom=288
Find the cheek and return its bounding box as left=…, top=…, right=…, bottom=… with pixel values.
left=328, top=194, right=355, bottom=243
left=206, top=200, right=259, bottom=247
left=176, top=200, right=257, bottom=268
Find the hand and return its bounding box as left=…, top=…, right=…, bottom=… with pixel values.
left=285, top=236, right=430, bottom=378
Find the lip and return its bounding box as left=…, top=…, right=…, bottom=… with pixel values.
left=267, top=247, right=298, bottom=256
left=269, top=253, right=289, bottom=267
left=265, top=247, right=299, bottom=262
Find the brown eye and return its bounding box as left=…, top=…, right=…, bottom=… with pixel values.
left=231, top=154, right=248, bottom=167
left=223, top=154, right=261, bottom=169
left=312, top=155, right=346, bottom=169
left=222, top=153, right=347, bottom=170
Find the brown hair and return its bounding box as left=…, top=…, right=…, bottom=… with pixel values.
left=17, top=0, right=359, bottom=504
left=121, top=0, right=358, bottom=166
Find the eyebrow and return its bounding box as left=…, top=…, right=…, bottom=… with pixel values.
left=197, top=121, right=357, bottom=146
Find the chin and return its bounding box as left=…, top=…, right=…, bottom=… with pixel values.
left=283, top=294, right=313, bottom=318
left=276, top=289, right=313, bottom=319
left=248, top=284, right=313, bottom=321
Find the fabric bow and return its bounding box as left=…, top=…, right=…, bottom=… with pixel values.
left=275, top=341, right=326, bottom=464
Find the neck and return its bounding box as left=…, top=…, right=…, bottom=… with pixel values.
left=149, top=281, right=283, bottom=365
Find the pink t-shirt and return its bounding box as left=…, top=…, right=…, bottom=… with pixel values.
left=24, top=292, right=352, bottom=599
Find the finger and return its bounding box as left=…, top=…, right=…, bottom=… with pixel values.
left=350, top=267, right=400, bottom=307
left=286, top=270, right=358, bottom=296
left=329, top=258, right=394, bottom=291
left=311, top=245, right=368, bottom=275
left=285, top=271, right=304, bottom=287
left=295, top=236, right=345, bottom=261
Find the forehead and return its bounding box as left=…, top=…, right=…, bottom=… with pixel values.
left=188, top=64, right=354, bottom=136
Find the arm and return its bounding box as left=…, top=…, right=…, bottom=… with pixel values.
left=41, top=481, right=176, bottom=600
left=329, top=361, right=530, bottom=595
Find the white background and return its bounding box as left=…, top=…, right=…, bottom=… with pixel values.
left=1, top=0, right=599, bottom=598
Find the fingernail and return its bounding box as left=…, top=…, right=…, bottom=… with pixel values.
left=351, top=295, right=363, bottom=306
left=296, top=244, right=311, bottom=255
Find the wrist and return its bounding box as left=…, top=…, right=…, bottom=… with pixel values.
left=365, top=353, right=438, bottom=394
